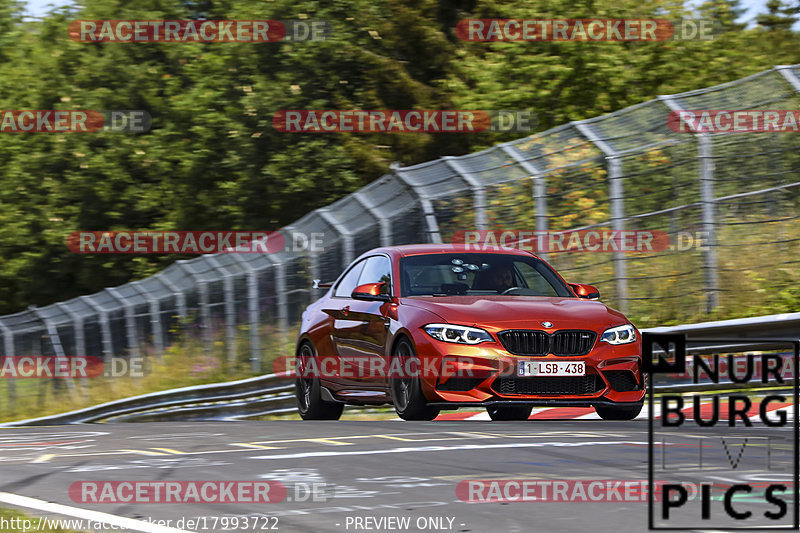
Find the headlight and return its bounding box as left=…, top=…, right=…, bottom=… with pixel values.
left=423, top=323, right=493, bottom=345
left=600, top=324, right=637, bottom=345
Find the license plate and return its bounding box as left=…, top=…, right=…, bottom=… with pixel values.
left=518, top=360, right=585, bottom=377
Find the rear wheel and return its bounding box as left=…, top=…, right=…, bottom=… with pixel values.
left=295, top=342, right=344, bottom=420
left=391, top=337, right=439, bottom=421
left=486, top=405, right=532, bottom=421
left=594, top=402, right=643, bottom=421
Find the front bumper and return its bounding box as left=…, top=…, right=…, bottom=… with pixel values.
left=428, top=398, right=645, bottom=410
left=410, top=329, right=646, bottom=405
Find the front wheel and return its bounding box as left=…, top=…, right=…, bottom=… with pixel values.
left=594, top=402, right=643, bottom=420
left=487, top=405, right=532, bottom=421
left=295, top=342, right=344, bottom=420
left=390, top=337, right=439, bottom=421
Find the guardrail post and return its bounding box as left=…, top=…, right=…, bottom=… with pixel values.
left=501, top=144, right=548, bottom=260
left=574, top=122, right=628, bottom=312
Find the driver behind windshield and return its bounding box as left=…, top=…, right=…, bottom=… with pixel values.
left=480, top=264, right=515, bottom=293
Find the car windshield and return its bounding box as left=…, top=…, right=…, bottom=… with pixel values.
left=399, top=253, right=574, bottom=297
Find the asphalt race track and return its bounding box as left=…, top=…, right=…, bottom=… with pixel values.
left=0, top=417, right=796, bottom=533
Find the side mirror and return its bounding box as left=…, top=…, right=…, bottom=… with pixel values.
left=312, top=279, right=333, bottom=289
left=351, top=282, right=391, bottom=302
left=569, top=283, right=600, bottom=299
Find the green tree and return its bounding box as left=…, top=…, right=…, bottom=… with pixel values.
left=756, top=0, right=800, bottom=30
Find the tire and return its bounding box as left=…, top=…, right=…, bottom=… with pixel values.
left=295, top=342, right=344, bottom=420
left=487, top=405, right=533, bottom=421
left=594, top=402, right=643, bottom=421
left=390, top=337, right=439, bottom=421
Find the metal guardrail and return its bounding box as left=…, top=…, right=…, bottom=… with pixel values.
left=643, top=312, right=800, bottom=341
left=3, top=312, right=798, bottom=426
left=1, top=372, right=295, bottom=426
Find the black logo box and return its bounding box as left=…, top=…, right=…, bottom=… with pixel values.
left=644, top=333, right=799, bottom=530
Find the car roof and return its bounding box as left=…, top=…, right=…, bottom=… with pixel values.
left=360, top=244, right=541, bottom=259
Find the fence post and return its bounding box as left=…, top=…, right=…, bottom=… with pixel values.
left=230, top=255, right=262, bottom=373
left=106, top=288, right=139, bottom=358
left=444, top=157, right=488, bottom=231
left=57, top=302, right=86, bottom=357
left=129, top=281, right=164, bottom=355
left=698, top=134, right=719, bottom=312
left=659, top=95, right=720, bottom=312
left=156, top=272, right=187, bottom=319
left=81, top=296, right=114, bottom=364
left=318, top=209, right=354, bottom=267
left=353, top=191, right=392, bottom=246
left=270, top=257, right=290, bottom=334
left=573, top=122, right=628, bottom=312
left=179, top=264, right=212, bottom=355
left=0, top=319, right=16, bottom=413
left=776, top=65, right=800, bottom=92
left=207, top=256, right=237, bottom=365
left=31, top=308, right=78, bottom=389
left=501, top=144, right=548, bottom=259
left=391, top=164, right=442, bottom=244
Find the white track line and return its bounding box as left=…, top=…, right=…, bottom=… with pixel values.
left=0, top=492, right=195, bottom=533
left=250, top=440, right=649, bottom=460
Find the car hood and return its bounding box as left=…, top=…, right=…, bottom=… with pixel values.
left=400, top=295, right=631, bottom=331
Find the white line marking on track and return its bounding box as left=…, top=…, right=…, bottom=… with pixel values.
left=0, top=491, right=195, bottom=533
left=251, top=440, right=648, bottom=460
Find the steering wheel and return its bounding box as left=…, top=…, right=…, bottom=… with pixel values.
left=500, top=287, right=522, bottom=295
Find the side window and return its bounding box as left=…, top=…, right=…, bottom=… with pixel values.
left=515, top=261, right=558, bottom=296
left=334, top=260, right=367, bottom=298
left=358, top=256, right=392, bottom=295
